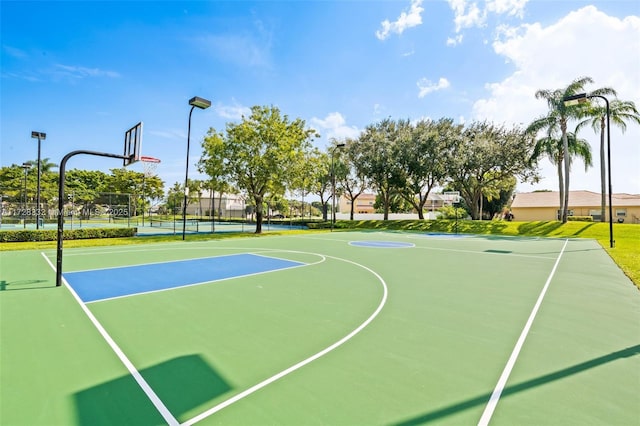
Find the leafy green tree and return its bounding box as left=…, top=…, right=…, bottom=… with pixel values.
left=65, top=169, right=110, bottom=218
left=576, top=98, right=640, bottom=221
left=165, top=182, right=184, bottom=215
left=305, top=149, right=331, bottom=220
left=396, top=118, right=461, bottom=219
left=528, top=77, right=615, bottom=222
left=338, top=138, right=369, bottom=220
left=198, top=134, right=228, bottom=220
left=479, top=175, right=516, bottom=219
left=357, top=118, right=410, bottom=220
left=108, top=168, right=163, bottom=217
left=287, top=147, right=323, bottom=219
left=448, top=121, right=537, bottom=220
left=373, top=191, right=412, bottom=213
left=0, top=165, right=27, bottom=202
left=199, top=105, right=317, bottom=233
left=24, top=157, right=58, bottom=174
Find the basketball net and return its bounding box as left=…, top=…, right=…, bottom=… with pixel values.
left=139, top=156, right=161, bottom=178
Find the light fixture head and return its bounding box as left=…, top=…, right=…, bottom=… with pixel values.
left=562, top=93, right=588, bottom=107
left=189, top=96, right=211, bottom=110
left=31, top=131, right=46, bottom=140
left=21, top=162, right=31, bottom=169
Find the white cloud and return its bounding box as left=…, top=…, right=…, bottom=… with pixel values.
left=486, top=0, right=528, bottom=18
left=417, top=77, right=451, bottom=98
left=311, top=112, right=360, bottom=140
left=376, top=0, right=424, bottom=40
left=472, top=5, right=640, bottom=193
left=52, top=64, right=121, bottom=79
left=215, top=101, right=251, bottom=120
left=446, top=34, right=464, bottom=46
left=3, top=45, right=28, bottom=58
left=446, top=0, right=529, bottom=44
left=448, top=0, right=485, bottom=33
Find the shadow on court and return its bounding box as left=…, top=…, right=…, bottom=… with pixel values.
left=393, top=344, right=640, bottom=425
left=74, top=354, right=232, bottom=425
left=0, top=279, right=49, bottom=291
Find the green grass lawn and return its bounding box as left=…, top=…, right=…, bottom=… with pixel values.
left=1, top=219, right=638, bottom=288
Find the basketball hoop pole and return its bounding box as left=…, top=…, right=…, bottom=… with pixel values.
left=55, top=150, right=129, bottom=287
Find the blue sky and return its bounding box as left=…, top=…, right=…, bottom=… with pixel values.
left=2, top=0, right=639, bottom=195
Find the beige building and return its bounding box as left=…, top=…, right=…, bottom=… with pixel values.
left=338, top=192, right=449, bottom=215
left=511, top=191, right=640, bottom=223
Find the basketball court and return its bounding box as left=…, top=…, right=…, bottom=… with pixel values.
left=1, top=230, right=638, bottom=425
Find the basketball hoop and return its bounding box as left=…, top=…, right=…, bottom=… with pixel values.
left=443, top=191, right=461, bottom=205
left=139, top=156, right=161, bottom=177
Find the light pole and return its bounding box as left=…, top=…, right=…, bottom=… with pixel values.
left=563, top=93, right=614, bottom=248
left=68, top=192, right=74, bottom=230
left=31, top=131, right=46, bottom=229
left=183, top=96, right=211, bottom=240
left=21, top=163, right=30, bottom=229
left=330, top=143, right=346, bottom=231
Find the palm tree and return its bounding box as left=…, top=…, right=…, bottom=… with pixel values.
left=530, top=131, right=593, bottom=217
left=527, top=77, right=615, bottom=222
left=576, top=99, right=640, bottom=221
left=25, top=157, right=57, bottom=173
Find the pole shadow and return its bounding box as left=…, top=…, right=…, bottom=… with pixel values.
left=393, top=344, right=640, bottom=425
left=0, top=279, right=50, bottom=291
left=74, top=354, right=232, bottom=425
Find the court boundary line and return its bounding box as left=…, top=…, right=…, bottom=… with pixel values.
left=477, top=238, right=569, bottom=426
left=181, top=253, right=389, bottom=426
left=40, top=252, right=180, bottom=426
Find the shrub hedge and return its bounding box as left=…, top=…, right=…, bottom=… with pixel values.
left=0, top=227, right=137, bottom=242
left=567, top=216, right=594, bottom=222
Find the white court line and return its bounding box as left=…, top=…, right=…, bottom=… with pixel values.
left=181, top=254, right=388, bottom=426
left=477, top=238, right=569, bottom=426
left=40, top=252, right=179, bottom=426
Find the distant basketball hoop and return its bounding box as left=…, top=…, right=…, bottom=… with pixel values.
left=443, top=191, right=461, bottom=205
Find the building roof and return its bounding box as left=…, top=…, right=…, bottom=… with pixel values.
left=512, top=190, right=640, bottom=208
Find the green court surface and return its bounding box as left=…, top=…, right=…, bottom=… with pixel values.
left=1, top=231, right=638, bottom=425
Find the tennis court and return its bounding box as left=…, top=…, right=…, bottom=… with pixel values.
left=1, top=231, right=638, bottom=425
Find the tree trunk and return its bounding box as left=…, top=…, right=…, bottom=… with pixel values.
left=557, top=161, right=564, bottom=220
left=417, top=193, right=427, bottom=220
left=382, top=189, right=390, bottom=220
left=254, top=194, right=263, bottom=233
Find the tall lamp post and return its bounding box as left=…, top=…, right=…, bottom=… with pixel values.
left=21, top=163, right=31, bottom=229
left=563, top=93, right=614, bottom=248
left=31, top=131, right=46, bottom=229
left=330, top=143, right=346, bottom=231
left=183, top=96, right=211, bottom=240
